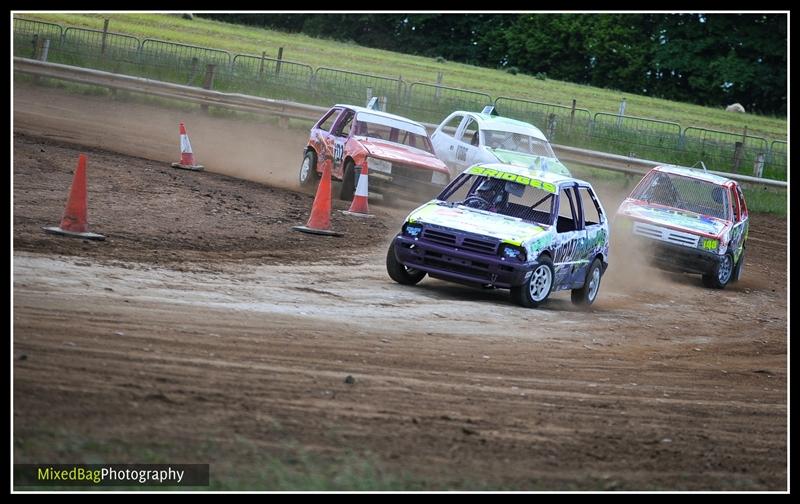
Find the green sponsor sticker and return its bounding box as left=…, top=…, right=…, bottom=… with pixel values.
left=468, top=166, right=557, bottom=194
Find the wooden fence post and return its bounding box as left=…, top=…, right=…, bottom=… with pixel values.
left=547, top=113, right=557, bottom=142
left=276, top=47, right=283, bottom=76
left=753, top=152, right=765, bottom=178
left=101, top=18, right=109, bottom=56
left=201, top=64, right=216, bottom=113
left=258, top=51, right=266, bottom=81
left=732, top=141, right=744, bottom=173
left=569, top=99, right=576, bottom=136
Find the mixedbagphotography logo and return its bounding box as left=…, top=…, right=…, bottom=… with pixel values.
left=15, top=464, right=210, bottom=487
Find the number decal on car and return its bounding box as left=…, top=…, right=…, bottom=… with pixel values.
left=456, top=145, right=467, bottom=162
left=334, top=142, right=344, bottom=166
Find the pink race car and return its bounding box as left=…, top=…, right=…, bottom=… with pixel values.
left=299, top=102, right=450, bottom=203
left=616, top=165, right=749, bottom=289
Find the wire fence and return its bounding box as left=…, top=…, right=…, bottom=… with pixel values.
left=313, top=67, right=406, bottom=114
left=495, top=97, right=592, bottom=144
left=405, top=83, right=492, bottom=124
left=13, top=17, right=788, bottom=181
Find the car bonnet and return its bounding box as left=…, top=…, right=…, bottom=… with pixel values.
left=488, top=150, right=570, bottom=176
left=407, top=202, right=548, bottom=245
left=619, top=200, right=729, bottom=238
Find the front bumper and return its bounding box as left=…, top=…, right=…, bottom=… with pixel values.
left=641, top=239, right=724, bottom=275
left=393, top=235, right=533, bottom=288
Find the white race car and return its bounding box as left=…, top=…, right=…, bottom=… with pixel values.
left=431, top=107, right=571, bottom=179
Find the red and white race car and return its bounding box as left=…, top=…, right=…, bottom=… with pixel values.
left=299, top=103, right=450, bottom=202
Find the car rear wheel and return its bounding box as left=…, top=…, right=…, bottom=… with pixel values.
left=571, top=258, right=603, bottom=307
left=386, top=239, right=426, bottom=285
left=299, top=150, right=319, bottom=187
left=511, top=255, right=554, bottom=308
left=702, top=252, right=734, bottom=289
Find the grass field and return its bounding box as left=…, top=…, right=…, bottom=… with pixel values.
left=16, top=12, right=787, bottom=141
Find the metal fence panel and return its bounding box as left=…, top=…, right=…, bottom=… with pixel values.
left=405, top=82, right=492, bottom=124
left=494, top=96, right=591, bottom=143
left=13, top=18, right=64, bottom=58
left=57, top=27, right=142, bottom=72
left=682, top=127, right=771, bottom=178
left=228, top=54, right=315, bottom=102
left=312, top=67, right=406, bottom=113
left=135, top=39, right=231, bottom=86
left=140, top=39, right=231, bottom=67
left=589, top=113, right=683, bottom=162
left=767, top=140, right=787, bottom=180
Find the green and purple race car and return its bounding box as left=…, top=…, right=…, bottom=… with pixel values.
left=387, top=163, right=609, bottom=308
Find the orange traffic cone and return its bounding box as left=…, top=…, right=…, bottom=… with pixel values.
left=171, top=122, right=204, bottom=171
left=341, top=164, right=373, bottom=218
left=42, top=153, right=105, bottom=241
left=292, top=157, right=342, bottom=236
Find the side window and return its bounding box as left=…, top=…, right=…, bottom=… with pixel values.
left=333, top=110, right=354, bottom=137
left=440, top=115, right=463, bottom=138
left=317, top=108, right=341, bottom=132
left=730, top=187, right=741, bottom=222
left=557, top=187, right=579, bottom=233
left=578, top=187, right=603, bottom=227
left=460, top=118, right=479, bottom=145
left=736, top=186, right=748, bottom=219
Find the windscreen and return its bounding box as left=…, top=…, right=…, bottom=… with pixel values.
left=631, top=172, right=730, bottom=220
left=438, top=173, right=556, bottom=227
left=483, top=130, right=556, bottom=158
left=354, top=112, right=434, bottom=154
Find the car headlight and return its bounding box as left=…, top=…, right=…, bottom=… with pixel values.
left=403, top=222, right=423, bottom=238
left=368, top=157, right=392, bottom=174
left=431, top=171, right=449, bottom=186
left=499, top=244, right=527, bottom=262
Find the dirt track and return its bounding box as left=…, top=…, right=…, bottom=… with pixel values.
left=13, top=85, right=788, bottom=491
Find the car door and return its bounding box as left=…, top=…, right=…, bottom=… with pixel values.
left=328, top=108, right=355, bottom=179
left=312, top=107, right=343, bottom=178
left=728, top=184, right=749, bottom=261
left=576, top=184, right=609, bottom=284
left=431, top=113, right=465, bottom=176
left=452, top=116, right=482, bottom=174
left=552, top=184, right=587, bottom=290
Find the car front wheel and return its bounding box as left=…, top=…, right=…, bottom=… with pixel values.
left=386, top=240, right=426, bottom=285
left=702, top=253, right=734, bottom=289
left=511, top=255, right=554, bottom=308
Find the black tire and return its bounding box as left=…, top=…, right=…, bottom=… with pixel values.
left=299, top=150, right=319, bottom=187
left=702, top=253, right=734, bottom=289
left=386, top=240, right=426, bottom=285
left=339, top=160, right=356, bottom=201
left=510, top=255, right=554, bottom=308
left=731, top=247, right=745, bottom=283
left=571, top=258, right=603, bottom=307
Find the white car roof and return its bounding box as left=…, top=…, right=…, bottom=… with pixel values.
left=655, top=165, right=734, bottom=185
left=449, top=111, right=549, bottom=141
left=335, top=104, right=427, bottom=129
